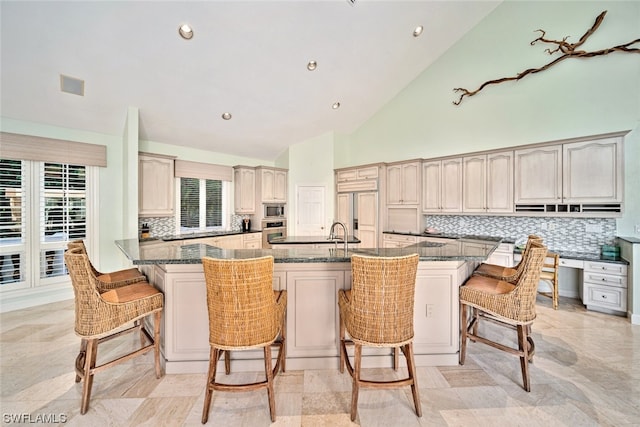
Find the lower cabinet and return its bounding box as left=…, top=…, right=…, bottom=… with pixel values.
left=382, top=233, right=418, bottom=248
left=583, top=261, right=627, bottom=314
left=485, top=243, right=515, bottom=267
left=151, top=259, right=472, bottom=373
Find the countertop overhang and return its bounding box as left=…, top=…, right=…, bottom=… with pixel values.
left=115, top=236, right=501, bottom=265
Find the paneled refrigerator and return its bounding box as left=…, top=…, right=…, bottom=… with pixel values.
left=336, top=192, right=378, bottom=248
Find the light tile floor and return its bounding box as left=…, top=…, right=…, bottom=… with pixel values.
left=1, top=296, right=639, bottom=426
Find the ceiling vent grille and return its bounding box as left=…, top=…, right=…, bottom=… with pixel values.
left=60, top=74, right=84, bottom=96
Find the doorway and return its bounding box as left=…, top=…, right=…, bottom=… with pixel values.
left=296, top=185, right=326, bottom=236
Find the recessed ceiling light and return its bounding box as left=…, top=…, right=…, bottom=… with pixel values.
left=179, top=24, right=193, bottom=40
left=413, top=26, right=424, bottom=37
left=332, top=102, right=341, bottom=110
left=307, top=60, right=317, bottom=71
left=221, top=112, right=232, bottom=120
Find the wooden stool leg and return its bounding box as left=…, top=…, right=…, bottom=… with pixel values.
left=350, top=344, right=362, bottom=422
left=339, top=314, right=346, bottom=374
left=201, top=347, right=219, bottom=424
left=80, top=339, right=97, bottom=415
left=517, top=325, right=531, bottom=392
left=75, top=339, right=87, bottom=383
left=153, top=311, right=162, bottom=378
left=280, top=315, right=286, bottom=373
left=393, top=347, right=399, bottom=371
left=459, top=303, right=468, bottom=365
left=264, top=345, right=276, bottom=422
left=224, top=350, right=231, bottom=375
left=405, top=343, right=422, bottom=417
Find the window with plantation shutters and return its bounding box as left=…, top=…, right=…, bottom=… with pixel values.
left=0, top=157, right=93, bottom=290
left=179, top=177, right=225, bottom=232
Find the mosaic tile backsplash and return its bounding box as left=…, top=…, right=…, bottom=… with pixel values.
left=424, top=215, right=617, bottom=254
left=139, top=215, right=246, bottom=238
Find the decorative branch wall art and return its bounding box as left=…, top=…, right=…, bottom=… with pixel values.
left=453, top=10, right=640, bottom=105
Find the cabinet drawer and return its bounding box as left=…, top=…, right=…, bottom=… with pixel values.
left=584, top=261, right=627, bottom=276
left=584, top=272, right=626, bottom=288
left=383, top=234, right=418, bottom=244
left=559, top=258, right=584, bottom=269
left=583, top=283, right=627, bottom=312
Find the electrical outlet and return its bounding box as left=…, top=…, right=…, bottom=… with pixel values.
left=635, top=224, right=640, bottom=234
left=548, top=222, right=556, bottom=231
left=426, top=304, right=434, bottom=318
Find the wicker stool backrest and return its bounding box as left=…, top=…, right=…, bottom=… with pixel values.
left=503, top=241, right=548, bottom=323
left=510, top=234, right=544, bottom=283
left=348, top=253, right=419, bottom=346
left=202, top=256, right=280, bottom=349
left=66, top=239, right=100, bottom=277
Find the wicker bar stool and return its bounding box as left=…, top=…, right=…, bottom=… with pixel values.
left=67, top=239, right=145, bottom=288
left=473, top=234, right=542, bottom=283
left=201, top=256, right=286, bottom=424
left=338, top=253, right=422, bottom=421
left=64, top=247, right=164, bottom=414
left=459, top=241, right=547, bottom=392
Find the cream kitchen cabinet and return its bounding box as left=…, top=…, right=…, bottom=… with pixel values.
left=583, top=261, right=627, bottom=315
left=233, top=166, right=256, bottom=214
left=336, top=165, right=380, bottom=192
left=422, top=158, right=462, bottom=213
left=382, top=233, right=418, bottom=248
left=242, top=232, right=262, bottom=249
left=463, top=152, right=513, bottom=213
left=138, top=153, right=176, bottom=217
left=563, top=137, right=623, bottom=204
left=386, top=160, right=420, bottom=205
left=257, top=167, right=287, bottom=203
left=514, top=145, right=562, bottom=205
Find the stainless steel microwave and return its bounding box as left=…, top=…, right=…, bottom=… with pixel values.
left=264, top=204, right=285, bottom=218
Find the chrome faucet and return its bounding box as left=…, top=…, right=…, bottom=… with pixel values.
left=328, top=221, right=348, bottom=253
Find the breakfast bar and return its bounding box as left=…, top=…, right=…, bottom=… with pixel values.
left=116, top=237, right=501, bottom=374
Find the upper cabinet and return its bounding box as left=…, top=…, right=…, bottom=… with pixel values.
left=257, top=167, right=287, bottom=203
left=139, top=153, right=175, bottom=217
left=422, top=158, right=462, bottom=213
left=562, top=137, right=623, bottom=204
left=386, top=161, right=420, bottom=205
left=514, top=133, right=624, bottom=214
left=514, top=145, right=562, bottom=204
left=336, top=165, right=380, bottom=192
left=233, top=166, right=256, bottom=214
left=463, top=151, right=513, bottom=213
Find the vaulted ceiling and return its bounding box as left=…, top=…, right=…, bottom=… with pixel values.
left=1, top=1, right=500, bottom=160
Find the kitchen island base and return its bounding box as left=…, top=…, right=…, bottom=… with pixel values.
left=140, top=260, right=476, bottom=375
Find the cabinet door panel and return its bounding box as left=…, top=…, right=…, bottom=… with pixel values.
left=463, top=155, right=486, bottom=212
left=563, top=138, right=622, bottom=203
left=441, top=158, right=462, bottom=212
left=486, top=151, right=513, bottom=212
left=422, top=161, right=441, bottom=212
left=386, top=165, right=403, bottom=204
left=514, top=146, right=562, bottom=204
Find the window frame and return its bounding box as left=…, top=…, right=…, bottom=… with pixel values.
left=175, top=177, right=230, bottom=233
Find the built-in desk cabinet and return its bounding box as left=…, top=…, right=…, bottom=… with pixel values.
left=139, top=153, right=176, bottom=216
left=583, top=261, right=627, bottom=314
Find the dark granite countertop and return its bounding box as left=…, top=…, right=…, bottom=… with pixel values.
left=383, top=230, right=511, bottom=243
left=159, top=229, right=261, bottom=242
left=269, top=235, right=361, bottom=245
left=514, top=247, right=629, bottom=265
left=115, top=236, right=500, bottom=265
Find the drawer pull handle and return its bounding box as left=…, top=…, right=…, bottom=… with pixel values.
left=602, top=295, right=607, bottom=299
left=602, top=278, right=607, bottom=281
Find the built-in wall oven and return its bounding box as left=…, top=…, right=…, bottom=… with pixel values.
left=262, top=219, right=287, bottom=248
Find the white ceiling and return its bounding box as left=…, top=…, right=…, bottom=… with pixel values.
left=1, top=1, right=500, bottom=161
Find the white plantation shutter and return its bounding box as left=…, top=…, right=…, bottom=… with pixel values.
left=39, top=163, right=87, bottom=278
left=0, top=159, right=25, bottom=285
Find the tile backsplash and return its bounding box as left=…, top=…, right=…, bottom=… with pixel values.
left=139, top=214, right=246, bottom=238
left=424, top=215, right=617, bottom=254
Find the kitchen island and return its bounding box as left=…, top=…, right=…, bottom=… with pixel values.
left=116, top=237, right=501, bottom=374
